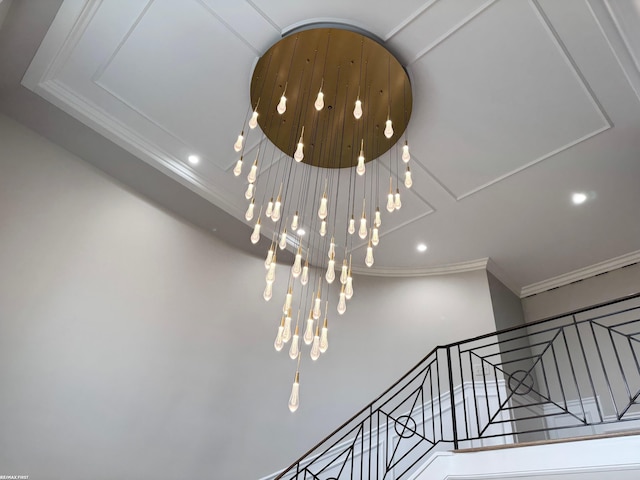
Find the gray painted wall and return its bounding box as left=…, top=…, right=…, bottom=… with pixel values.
left=0, top=114, right=498, bottom=479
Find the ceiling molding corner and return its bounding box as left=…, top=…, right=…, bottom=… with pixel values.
left=520, top=250, right=640, bottom=298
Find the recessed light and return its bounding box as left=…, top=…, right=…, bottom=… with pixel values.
left=188, top=154, right=200, bottom=165
left=572, top=192, right=587, bottom=205
left=297, top=228, right=306, bottom=236
left=417, top=243, right=428, bottom=252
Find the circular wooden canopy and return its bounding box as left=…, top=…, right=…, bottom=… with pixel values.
left=250, top=27, right=412, bottom=169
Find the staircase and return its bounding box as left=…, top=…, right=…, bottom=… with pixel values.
left=266, top=293, right=640, bottom=480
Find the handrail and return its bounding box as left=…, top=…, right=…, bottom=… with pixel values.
left=273, top=291, right=640, bottom=479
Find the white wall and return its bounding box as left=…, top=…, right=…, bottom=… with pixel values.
left=522, top=263, right=640, bottom=322
left=0, top=114, right=497, bottom=479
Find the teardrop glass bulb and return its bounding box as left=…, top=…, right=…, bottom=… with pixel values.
left=272, top=199, right=282, bottom=222
left=264, top=247, right=274, bottom=269
left=245, top=183, right=254, bottom=200
left=249, top=110, right=259, bottom=129
left=365, top=244, right=374, bottom=267
left=291, top=251, right=302, bottom=278
left=277, top=95, right=287, bottom=115
left=353, top=99, right=362, bottom=119
left=265, top=199, right=273, bottom=218
left=294, top=141, right=304, bottom=162
left=319, top=220, right=327, bottom=237
left=394, top=190, right=402, bottom=210
left=358, top=216, right=367, bottom=239
left=340, top=261, right=348, bottom=284
left=386, top=192, right=395, bottom=212
left=384, top=119, right=393, bottom=139
left=274, top=324, right=284, bottom=351
left=314, top=90, right=324, bottom=111
left=233, top=133, right=244, bottom=152
left=250, top=221, right=261, bottom=244
left=303, top=316, right=314, bottom=345
left=328, top=238, right=335, bottom=258
left=345, top=276, right=354, bottom=299
left=348, top=217, right=355, bottom=235
left=283, top=289, right=292, bottom=313
left=247, top=164, right=257, bottom=184
left=356, top=153, right=366, bottom=176
left=233, top=158, right=243, bottom=176
left=289, top=329, right=300, bottom=360
left=244, top=200, right=255, bottom=221
left=266, top=261, right=276, bottom=283
left=337, top=287, right=347, bottom=315
left=301, top=263, right=309, bottom=285
left=291, top=213, right=299, bottom=231
left=402, top=143, right=410, bottom=162
left=288, top=374, right=300, bottom=412
left=279, top=230, right=288, bottom=250
left=310, top=332, right=320, bottom=361
left=263, top=282, right=273, bottom=301
left=372, top=227, right=380, bottom=246
left=282, top=314, right=292, bottom=343
left=404, top=167, right=413, bottom=188
left=312, top=296, right=322, bottom=320
left=318, top=195, right=328, bottom=220
left=325, top=258, right=335, bottom=284
left=375, top=208, right=382, bottom=228
left=319, top=320, right=329, bottom=353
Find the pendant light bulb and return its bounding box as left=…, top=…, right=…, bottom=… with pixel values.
left=247, top=163, right=257, bottom=184
left=404, top=166, right=413, bottom=188
left=274, top=318, right=284, bottom=351
left=386, top=192, right=395, bottom=212
left=337, top=286, right=347, bottom=315
left=375, top=207, right=382, bottom=228
left=328, top=237, right=335, bottom=258
left=365, top=242, right=374, bottom=267
left=325, top=258, right=335, bottom=284
left=244, top=199, right=255, bottom=221
left=301, top=262, right=309, bottom=285
left=272, top=197, right=282, bottom=222
left=244, top=183, right=254, bottom=200
left=318, top=194, right=328, bottom=220
left=319, top=317, right=329, bottom=353
left=312, top=295, right=322, bottom=320
left=265, top=199, right=273, bottom=218
left=291, top=212, right=299, bottom=232
left=402, top=142, right=410, bottom=162
left=283, top=288, right=293, bottom=313
left=384, top=119, right=394, bottom=139
left=294, top=129, right=304, bottom=162
left=233, top=133, right=244, bottom=152
left=314, top=90, right=324, bottom=111
left=394, top=189, right=402, bottom=210
left=372, top=226, right=380, bottom=246
left=356, top=153, right=366, bottom=176
left=279, top=229, right=288, bottom=250
left=233, top=157, right=243, bottom=177
left=250, top=220, right=261, bottom=244
left=320, top=220, right=327, bottom=237
left=282, top=313, right=292, bottom=343
left=348, top=216, right=355, bottom=235
left=291, top=248, right=302, bottom=278
left=289, top=326, right=300, bottom=360
left=358, top=216, right=367, bottom=239
left=345, top=276, right=354, bottom=299
left=249, top=110, right=259, bottom=130
left=277, top=95, right=287, bottom=115
left=263, top=282, right=273, bottom=301
left=303, top=314, right=314, bottom=345
left=353, top=98, right=363, bottom=119
left=310, top=327, right=321, bottom=361
left=266, top=259, right=277, bottom=284
left=288, top=372, right=300, bottom=413
left=340, top=260, right=348, bottom=284
left=264, top=246, right=274, bottom=269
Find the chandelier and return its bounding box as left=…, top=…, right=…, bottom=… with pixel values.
left=232, top=25, right=413, bottom=412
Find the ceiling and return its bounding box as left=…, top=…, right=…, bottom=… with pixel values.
left=1, top=0, right=639, bottom=295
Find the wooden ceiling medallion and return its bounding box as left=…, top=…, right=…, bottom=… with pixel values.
left=250, top=27, right=412, bottom=169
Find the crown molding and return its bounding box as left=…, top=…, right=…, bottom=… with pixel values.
left=520, top=249, right=640, bottom=298
left=351, top=257, right=489, bottom=278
